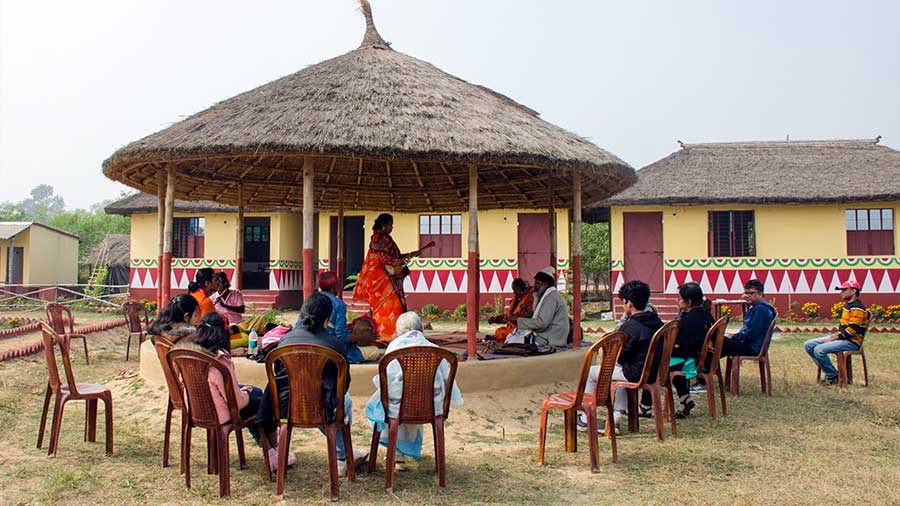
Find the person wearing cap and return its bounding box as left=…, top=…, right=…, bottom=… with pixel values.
left=803, top=280, right=870, bottom=385
left=507, top=266, right=569, bottom=351
left=312, top=271, right=365, bottom=364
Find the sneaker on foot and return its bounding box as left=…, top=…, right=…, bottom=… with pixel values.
left=576, top=413, right=589, bottom=432
left=689, top=383, right=707, bottom=394
left=819, top=376, right=839, bottom=386
left=637, top=404, right=654, bottom=418
left=267, top=448, right=298, bottom=472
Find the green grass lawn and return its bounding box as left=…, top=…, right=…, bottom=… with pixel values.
left=1, top=328, right=899, bottom=505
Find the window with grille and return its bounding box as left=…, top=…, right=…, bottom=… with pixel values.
left=846, top=208, right=894, bottom=255
left=173, top=217, right=205, bottom=258
left=708, top=211, right=755, bottom=257
left=419, top=214, right=462, bottom=258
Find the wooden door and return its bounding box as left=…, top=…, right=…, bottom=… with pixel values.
left=329, top=216, right=365, bottom=286
left=9, top=247, right=23, bottom=284
left=241, top=218, right=271, bottom=290
left=517, top=213, right=551, bottom=282
left=623, top=212, right=664, bottom=292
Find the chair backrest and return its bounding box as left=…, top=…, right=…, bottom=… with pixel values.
left=46, top=303, right=75, bottom=335
left=153, top=337, right=184, bottom=410
left=378, top=346, right=459, bottom=425
left=122, top=301, right=148, bottom=333
left=265, top=344, right=350, bottom=427
left=653, top=320, right=681, bottom=384
left=573, top=331, right=626, bottom=407
left=757, top=312, right=779, bottom=358
left=698, top=316, right=729, bottom=374
left=167, top=348, right=241, bottom=429
left=39, top=322, right=79, bottom=394
left=635, top=320, right=679, bottom=386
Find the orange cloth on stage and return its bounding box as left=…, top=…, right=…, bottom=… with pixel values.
left=191, top=290, right=216, bottom=317
left=493, top=288, right=535, bottom=343
left=353, top=231, right=408, bottom=342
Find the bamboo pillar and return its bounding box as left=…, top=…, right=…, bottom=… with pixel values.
left=572, top=173, right=583, bottom=348
left=466, top=163, right=480, bottom=359
left=549, top=188, right=557, bottom=279
left=302, top=158, right=315, bottom=299
left=336, top=190, right=345, bottom=295
left=161, top=168, right=176, bottom=303
left=156, top=171, right=165, bottom=309
left=235, top=183, right=245, bottom=290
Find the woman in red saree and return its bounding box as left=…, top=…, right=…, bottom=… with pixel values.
left=353, top=214, right=432, bottom=342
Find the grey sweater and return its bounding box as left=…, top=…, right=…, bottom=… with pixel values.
left=517, top=287, right=569, bottom=350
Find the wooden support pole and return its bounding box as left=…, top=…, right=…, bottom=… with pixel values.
left=157, top=171, right=165, bottom=309
left=572, top=173, right=583, bottom=348
left=235, top=183, right=245, bottom=290
left=161, top=168, right=176, bottom=304
left=549, top=187, right=557, bottom=277
left=302, top=158, right=315, bottom=300
left=337, top=190, right=345, bottom=295
left=466, top=163, right=479, bottom=359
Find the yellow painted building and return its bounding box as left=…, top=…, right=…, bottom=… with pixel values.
left=604, top=139, right=900, bottom=317
left=0, top=222, right=79, bottom=285
left=108, top=193, right=571, bottom=309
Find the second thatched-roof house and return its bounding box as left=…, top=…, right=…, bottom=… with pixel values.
left=85, top=234, right=131, bottom=287
left=601, top=138, right=900, bottom=318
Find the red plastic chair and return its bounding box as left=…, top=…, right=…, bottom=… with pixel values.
left=122, top=301, right=149, bottom=361
left=696, top=317, right=730, bottom=418
left=167, top=348, right=259, bottom=499
left=366, top=346, right=459, bottom=493
left=610, top=320, right=680, bottom=441
left=265, top=344, right=355, bottom=501
left=725, top=314, right=777, bottom=397
left=817, top=346, right=868, bottom=387
left=46, top=303, right=89, bottom=365
left=36, top=323, right=113, bottom=458
left=537, top=330, right=626, bottom=472
left=152, top=337, right=186, bottom=470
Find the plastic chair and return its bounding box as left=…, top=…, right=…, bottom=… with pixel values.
left=122, top=301, right=149, bottom=361
left=817, top=346, right=868, bottom=387
left=670, top=316, right=729, bottom=422
left=265, top=344, right=355, bottom=501
left=725, top=314, right=777, bottom=397
left=167, top=348, right=259, bottom=499
left=152, top=337, right=186, bottom=470
left=537, top=331, right=626, bottom=472
left=366, top=346, right=459, bottom=493
left=36, top=323, right=113, bottom=458
left=610, top=320, right=680, bottom=441
left=696, top=317, right=730, bottom=418
left=46, top=303, right=89, bottom=365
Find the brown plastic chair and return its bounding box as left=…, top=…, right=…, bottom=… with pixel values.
left=265, top=344, right=355, bottom=501
left=46, top=303, right=89, bottom=365
left=725, top=314, right=777, bottom=397
left=670, top=316, right=729, bottom=422
left=817, top=346, right=868, bottom=387
left=610, top=320, right=680, bottom=441
left=122, top=301, right=149, bottom=361
left=695, top=317, right=730, bottom=418
left=152, top=336, right=186, bottom=470
left=537, top=331, right=626, bottom=472
left=167, top=348, right=258, bottom=499
left=36, top=323, right=113, bottom=458
left=366, top=346, right=459, bottom=493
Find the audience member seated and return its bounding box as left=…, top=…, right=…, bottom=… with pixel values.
left=508, top=267, right=569, bottom=351
left=579, top=280, right=663, bottom=433
left=189, top=267, right=217, bottom=317
left=693, top=279, right=775, bottom=393
left=804, top=280, right=870, bottom=386
left=257, top=293, right=366, bottom=475
left=149, top=294, right=201, bottom=345
left=365, top=312, right=463, bottom=470
left=487, top=278, right=534, bottom=343
left=210, top=271, right=248, bottom=348
left=667, top=282, right=714, bottom=418
left=173, top=312, right=265, bottom=446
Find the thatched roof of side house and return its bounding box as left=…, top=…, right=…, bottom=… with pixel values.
left=102, top=1, right=635, bottom=213
left=606, top=138, right=900, bottom=206
left=105, top=192, right=237, bottom=216
left=85, top=234, right=130, bottom=268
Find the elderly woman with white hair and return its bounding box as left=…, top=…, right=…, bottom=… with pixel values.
left=364, top=311, right=463, bottom=469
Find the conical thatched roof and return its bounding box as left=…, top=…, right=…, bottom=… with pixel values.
left=103, top=1, right=634, bottom=212
left=606, top=138, right=900, bottom=206
left=85, top=234, right=130, bottom=268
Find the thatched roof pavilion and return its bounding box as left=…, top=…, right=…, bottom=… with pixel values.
left=102, top=1, right=636, bottom=353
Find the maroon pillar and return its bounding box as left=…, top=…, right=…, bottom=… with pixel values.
left=466, top=163, right=479, bottom=359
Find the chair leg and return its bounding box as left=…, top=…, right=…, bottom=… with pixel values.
left=207, top=430, right=217, bottom=475
left=732, top=360, right=742, bottom=397
left=665, top=384, right=677, bottom=437
left=537, top=405, right=550, bottom=465
left=716, top=371, right=727, bottom=417
left=384, top=418, right=400, bottom=493
left=180, top=411, right=188, bottom=475
left=37, top=384, right=52, bottom=449
left=368, top=428, right=381, bottom=474
left=758, top=360, right=767, bottom=394
left=435, top=417, right=447, bottom=488
left=836, top=353, right=848, bottom=387
left=846, top=355, right=854, bottom=385
left=861, top=353, right=869, bottom=386
left=86, top=399, right=98, bottom=442
left=342, top=423, right=356, bottom=482
left=626, top=389, right=639, bottom=433
left=765, top=359, right=773, bottom=396
left=705, top=374, right=717, bottom=420
left=325, top=424, right=340, bottom=501
left=724, top=357, right=733, bottom=392
left=650, top=388, right=664, bottom=442
left=126, top=335, right=132, bottom=362
left=163, top=400, right=173, bottom=467
left=606, top=402, right=618, bottom=463
left=235, top=427, right=248, bottom=470
left=585, top=408, right=600, bottom=473
left=48, top=393, right=66, bottom=458
left=183, top=424, right=193, bottom=489
left=431, top=422, right=439, bottom=475
left=81, top=337, right=90, bottom=365
left=217, top=428, right=231, bottom=499
left=563, top=408, right=577, bottom=453
left=275, top=425, right=291, bottom=500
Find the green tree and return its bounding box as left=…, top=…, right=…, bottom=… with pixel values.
left=0, top=202, right=27, bottom=221
left=20, top=184, right=65, bottom=222
left=49, top=208, right=130, bottom=262
left=581, top=222, right=610, bottom=298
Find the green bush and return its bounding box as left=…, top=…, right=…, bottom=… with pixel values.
left=453, top=304, right=467, bottom=320
left=421, top=304, right=440, bottom=317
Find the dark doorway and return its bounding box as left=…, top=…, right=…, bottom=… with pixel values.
left=7, top=247, right=23, bottom=284
left=623, top=212, right=664, bottom=292
left=329, top=216, right=366, bottom=287
left=517, top=213, right=551, bottom=282
left=242, top=217, right=271, bottom=290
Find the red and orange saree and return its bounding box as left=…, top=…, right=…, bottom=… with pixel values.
left=352, top=231, right=408, bottom=341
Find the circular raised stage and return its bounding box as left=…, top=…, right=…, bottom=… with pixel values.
left=138, top=340, right=587, bottom=396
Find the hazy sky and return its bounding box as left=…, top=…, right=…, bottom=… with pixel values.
left=1, top=0, right=898, bottom=209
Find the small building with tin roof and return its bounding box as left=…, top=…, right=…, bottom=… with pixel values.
left=1, top=222, right=79, bottom=285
